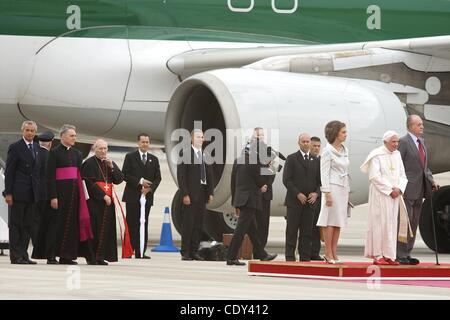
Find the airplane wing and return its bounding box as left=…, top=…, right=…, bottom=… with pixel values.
left=167, top=35, right=450, bottom=77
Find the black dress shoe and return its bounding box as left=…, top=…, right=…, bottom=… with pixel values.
left=286, top=258, right=296, bottom=262
left=226, top=259, right=246, bottom=266
left=192, top=253, right=205, bottom=261
left=181, top=256, right=193, bottom=261
left=86, top=259, right=97, bottom=265
left=396, top=257, right=411, bottom=265
left=407, top=256, right=420, bottom=265
left=311, top=255, right=325, bottom=261
left=26, top=259, right=37, bottom=265
left=96, top=260, right=108, bottom=266
left=142, top=255, right=151, bottom=259
left=11, top=259, right=28, bottom=265
left=59, top=258, right=78, bottom=265
left=299, top=258, right=311, bottom=262
left=47, top=258, right=59, bottom=265
left=260, top=253, right=277, bottom=261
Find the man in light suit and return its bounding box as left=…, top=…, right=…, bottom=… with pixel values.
left=122, top=133, right=161, bottom=259
left=396, top=115, right=439, bottom=265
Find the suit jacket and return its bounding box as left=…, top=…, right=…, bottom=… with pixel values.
left=398, top=133, right=434, bottom=200
left=177, top=148, right=214, bottom=202
left=2, top=138, right=40, bottom=202
left=231, top=154, right=268, bottom=211
left=283, top=150, right=321, bottom=208
left=122, top=150, right=161, bottom=205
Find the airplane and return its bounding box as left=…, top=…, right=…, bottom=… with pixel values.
left=1, top=0, right=450, bottom=252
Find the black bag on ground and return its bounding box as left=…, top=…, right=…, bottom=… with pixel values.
left=198, top=241, right=228, bottom=261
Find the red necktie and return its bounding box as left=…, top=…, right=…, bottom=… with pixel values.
left=417, top=139, right=425, bottom=167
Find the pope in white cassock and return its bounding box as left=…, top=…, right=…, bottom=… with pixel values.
left=360, top=131, right=410, bottom=265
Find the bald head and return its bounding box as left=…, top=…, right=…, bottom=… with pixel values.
left=93, top=139, right=108, bottom=159
left=407, top=115, right=424, bottom=137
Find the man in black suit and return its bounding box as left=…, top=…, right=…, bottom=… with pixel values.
left=283, top=133, right=321, bottom=262
left=309, top=136, right=324, bottom=261
left=177, top=129, right=214, bottom=261
left=249, top=128, right=275, bottom=258
left=2, top=121, right=40, bottom=264
left=122, top=133, right=161, bottom=259
left=31, top=131, right=58, bottom=264
left=227, top=140, right=277, bottom=266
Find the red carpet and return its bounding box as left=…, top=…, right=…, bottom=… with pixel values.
left=248, top=261, right=450, bottom=282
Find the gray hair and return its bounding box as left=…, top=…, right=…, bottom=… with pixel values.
left=59, top=124, right=76, bottom=137
left=21, top=120, right=37, bottom=131
left=406, top=115, right=422, bottom=130
left=298, top=132, right=311, bottom=141
left=92, top=138, right=108, bottom=150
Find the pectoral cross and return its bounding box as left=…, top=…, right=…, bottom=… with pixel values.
left=104, top=184, right=110, bottom=192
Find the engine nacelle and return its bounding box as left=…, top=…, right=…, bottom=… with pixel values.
left=165, top=68, right=408, bottom=219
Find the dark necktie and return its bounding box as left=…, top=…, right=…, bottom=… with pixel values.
left=142, top=153, right=146, bottom=165
left=198, top=150, right=206, bottom=183
left=28, top=143, right=35, bottom=159
left=304, top=154, right=308, bottom=161
left=417, top=139, right=425, bottom=167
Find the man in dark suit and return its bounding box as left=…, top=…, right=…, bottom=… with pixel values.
left=227, top=140, right=277, bottom=266
left=249, top=128, right=275, bottom=258
left=309, top=136, right=324, bottom=261
left=397, top=115, right=438, bottom=265
left=31, top=131, right=58, bottom=264
left=2, top=121, right=40, bottom=264
left=177, top=129, right=214, bottom=261
left=122, top=133, right=161, bottom=259
left=283, top=133, right=321, bottom=262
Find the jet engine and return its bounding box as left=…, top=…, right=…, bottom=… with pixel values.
left=165, top=68, right=408, bottom=240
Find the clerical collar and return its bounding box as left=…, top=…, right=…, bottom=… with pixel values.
left=23, top=137, right=33, bottom=145
left=192, top=145, right=202, bottom=155
left=61, top=143, right=71, bottom=150
left=299, top=149, right=310, bottom=159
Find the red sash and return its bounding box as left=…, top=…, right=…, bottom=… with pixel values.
left=95, top=182, right=113, bottom=197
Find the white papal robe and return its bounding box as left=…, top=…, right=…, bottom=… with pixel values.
left=361, top=146, right=408, bottom=260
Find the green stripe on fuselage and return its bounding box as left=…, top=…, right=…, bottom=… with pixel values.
left=1, top=0, right=449, bottom=43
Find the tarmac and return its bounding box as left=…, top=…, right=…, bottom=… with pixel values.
left=0, top=150, right=449, bottom=300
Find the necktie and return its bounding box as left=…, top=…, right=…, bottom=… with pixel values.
left=28, top=143, right=35, bottom=159
left=198, top=150, right=206, bottom=183
left=142, top=153, right=146, bottom=165
left=417, top=139, right=425, bottom=167
left=304, top=154, right=308, bottom=161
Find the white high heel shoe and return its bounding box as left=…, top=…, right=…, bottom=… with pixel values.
left=323, top=256, right=336, bottom=264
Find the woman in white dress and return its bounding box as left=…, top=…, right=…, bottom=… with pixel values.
left=317, top=121, right=350, bottom=264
